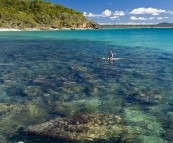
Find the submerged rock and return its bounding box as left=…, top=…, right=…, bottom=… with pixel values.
left=23, top=86, right=43, bottom=97
left=18, top=113, right=123, bottom=141
left=54, top=98, right=101, bottom=116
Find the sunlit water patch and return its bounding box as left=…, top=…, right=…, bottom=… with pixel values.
left=0, top=30, right=173, bottom=142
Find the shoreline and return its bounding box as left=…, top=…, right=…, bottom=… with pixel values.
left=0, top=28, right=21, bottom=31
left=0, top=26, right=173, bottom=31
left=0, top=27, right=95, bottom=31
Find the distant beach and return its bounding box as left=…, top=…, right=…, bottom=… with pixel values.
left=0, top=27, right=96, bottom=31
left=0, top=28, right=21, bottom=31
left=1, top=26, right=173, bottom=32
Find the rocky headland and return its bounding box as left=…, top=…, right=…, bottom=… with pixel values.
left=0, top=0, right=96, bottom=30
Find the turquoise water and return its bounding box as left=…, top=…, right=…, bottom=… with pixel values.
left=0, top=29, right=173, bottom=142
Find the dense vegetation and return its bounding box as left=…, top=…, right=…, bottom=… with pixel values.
left=0, top=0, right=96, bottom=29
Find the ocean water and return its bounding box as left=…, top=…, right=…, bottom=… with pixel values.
left=0, top=28, right=173, bottom=143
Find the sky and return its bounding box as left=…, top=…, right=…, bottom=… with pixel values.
left=49, top=0, right=173, bottom=25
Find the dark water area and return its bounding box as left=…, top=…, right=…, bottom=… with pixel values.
left=0, top=37, right=173, bottom=143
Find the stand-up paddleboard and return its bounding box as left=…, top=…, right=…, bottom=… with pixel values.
left=98, top=57, right=122, bottom=60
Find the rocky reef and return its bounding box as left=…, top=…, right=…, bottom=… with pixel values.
left=18, top=113, right=123, bottom=142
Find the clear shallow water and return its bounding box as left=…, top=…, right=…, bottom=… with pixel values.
left=0, top=29, right=173, bottom=142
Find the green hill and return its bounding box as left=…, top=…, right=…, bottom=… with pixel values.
left=0, top=0, right=96, bottom=29
left=157, top=22, right=173, bottom=26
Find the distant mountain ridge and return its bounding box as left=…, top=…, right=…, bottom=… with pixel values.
left=157, top=22, right=173, bottom=26
left=97, top=22, right=173, bottom=28
left=0, top=0, right=96, bottom=29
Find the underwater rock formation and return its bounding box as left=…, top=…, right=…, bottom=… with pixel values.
left=18, top=113, right=122, bottom=141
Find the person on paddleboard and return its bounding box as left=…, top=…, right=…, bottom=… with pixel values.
left=108, top=50, right=113, bottom=60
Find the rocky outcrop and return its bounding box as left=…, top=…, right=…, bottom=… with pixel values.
left=18, top=113, right=122, bottom=142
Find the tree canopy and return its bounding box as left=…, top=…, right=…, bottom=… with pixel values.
left=0, top=0, right=96, bottom=29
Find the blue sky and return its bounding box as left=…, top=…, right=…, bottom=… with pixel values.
left=49, top=0, right=173, bottom=25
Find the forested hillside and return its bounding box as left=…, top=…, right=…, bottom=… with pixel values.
left=0, top=0, right=96, bottom=29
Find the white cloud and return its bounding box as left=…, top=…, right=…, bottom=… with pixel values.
left=116, top=22, right=157, bottom=25
left=102, top=9, right=112, bottom=17
left=83, top=12, right=87, bottom=16
left=83, top=12, right=101, bottom=18
left=130, top=16, right=147, bottom=20
left=98, top=22, right=158, bottom=25
left=113, top=11, right=125, bottom=16
left=88, top=13, right=101, bottom=17
left=98, top=23, right=114, bottom=25
left=130, top=16, right=156, bottom=20
left=129, top=7, right=166, bottom=15
left=149, top=17, right=155, bottom=20
left=167, top=11, right=173, bottom=14
left=157, top=17, right=163, bottom=20
left=110, top=16, right=119, bottom=20
left=108, top=2, right=112, bottom=5
left=157, top=17, right=168, bottom=20
left=84, top=10, right=112, bottom=18
left=152, top=13, right=159, bottom=16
